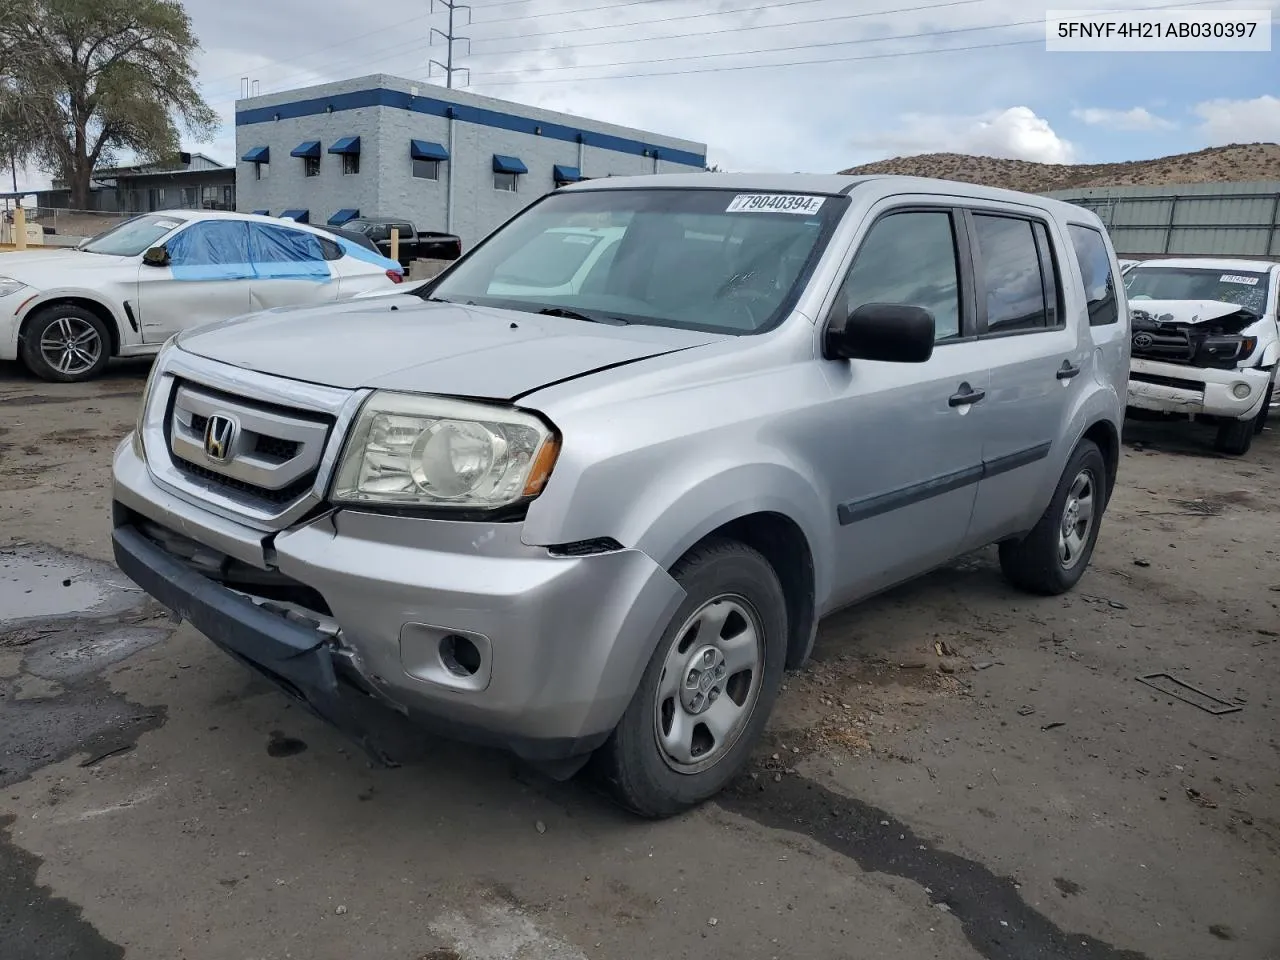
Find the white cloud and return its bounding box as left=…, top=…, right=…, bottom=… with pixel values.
left=1192, top=95, right=1280, bottom=145
left=1070, top=107, right=1175, bottom=132
left=852, top=106, right=1075, bottom=164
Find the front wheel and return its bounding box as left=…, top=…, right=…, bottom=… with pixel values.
left=999, top=439, right=1107, bottom=596
left=594, top=539, right=788, bottom=819
left=1214, top=415, right=1255, bottom=456
left=20, top=305, right=111, bottom=382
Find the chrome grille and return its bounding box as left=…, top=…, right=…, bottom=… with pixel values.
left=167, top=381, right=333, bottom=509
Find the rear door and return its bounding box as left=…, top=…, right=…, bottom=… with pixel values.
left=134, top=219, right=253, bottom=341
left=246, top=222, right=340, bottom=312
left=963, top=207, right=1085, bottom=547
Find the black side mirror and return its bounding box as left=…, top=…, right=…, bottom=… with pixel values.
left=142, top=245, right=170, bottom=267
left=825, top=303, right=935, bottom=363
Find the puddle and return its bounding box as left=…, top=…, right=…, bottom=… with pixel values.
left=0, top=546, right=143, bottom=625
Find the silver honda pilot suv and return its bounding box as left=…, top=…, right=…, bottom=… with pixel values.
left=111, top=173, right=1129, bottom=817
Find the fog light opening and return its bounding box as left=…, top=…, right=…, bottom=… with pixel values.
left=440, top=634, right=483, bottom=677
left=1232, top=382, right=1251, bottom=400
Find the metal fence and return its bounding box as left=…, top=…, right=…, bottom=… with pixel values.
left=0, top=206, right=128, bottom=246
left=1046, top=183, right=1280, bottom=260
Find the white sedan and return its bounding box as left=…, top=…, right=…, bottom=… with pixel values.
left=0, top=210, right=405, bottom=382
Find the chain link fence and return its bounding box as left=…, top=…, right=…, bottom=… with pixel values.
left=1, top=206, right=128, bottom=246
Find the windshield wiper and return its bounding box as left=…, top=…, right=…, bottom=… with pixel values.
left=537, top=306, right=628, bottom=325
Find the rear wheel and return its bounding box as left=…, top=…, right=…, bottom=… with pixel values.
left=20, top=305, right=111, bottom=383
left=594, top=539, right=787, bottom=819
left=999, top=439, right=1107, bottom=596
left=1214, top=415, right=1255, bottom=456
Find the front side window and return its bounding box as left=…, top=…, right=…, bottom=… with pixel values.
left=427, top=187, right=847, bottom=334
left=1125, top=265, right=1270, bottom=316
left=342, top=153, right=359, bottom=176
left=79, top=214, right=184, bottom=256
left=165, top=220, right=254, bottom=279
left=304, top=156, right=320, bottom=177
left=413, top=158, right=440, bottom=181
left=1067, top=224, right=1119, bottom=326
left=494, top=171, right=518, bottom=193
left=837, top=210, right=962, bottom=341
left=972, top=214, right=1053, bottom=333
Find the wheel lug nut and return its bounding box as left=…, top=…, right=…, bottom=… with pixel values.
left=716, top=665, right=726, bottom=679
left=709, top=689, right=719, bottom=702
left=703, top=650, right=715, bottom=666
left=691, top=694, right=703, bottom=710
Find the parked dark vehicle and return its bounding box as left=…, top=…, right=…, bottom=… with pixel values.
left=311, top=223, right=382, bottom=256
left=341, top=217, right=462, bottom=267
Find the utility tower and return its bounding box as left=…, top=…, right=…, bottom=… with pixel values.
left=429, top=0, right=471, bottom=89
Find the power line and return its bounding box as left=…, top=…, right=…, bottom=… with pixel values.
left=199, top=0, right=995, bottom=107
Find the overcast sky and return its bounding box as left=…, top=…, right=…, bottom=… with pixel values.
left=16, top=0, right=1280, bottom=189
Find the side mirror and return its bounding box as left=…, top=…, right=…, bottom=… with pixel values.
left=142, top=245, right=170, bottom=267
left=825, top=302, right=935, bottom=363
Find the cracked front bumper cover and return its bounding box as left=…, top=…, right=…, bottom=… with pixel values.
left=111, top=523, right=400, bottom=766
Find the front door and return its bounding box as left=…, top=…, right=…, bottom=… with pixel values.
left=813, top=205, right=991, bottom=607
left=134, top=219, right=253, bottom=342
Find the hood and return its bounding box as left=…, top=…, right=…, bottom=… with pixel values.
left=176, top=298, right=728, bottom=399
left=1128, top=298, right=1253, bottom=326
left=0, top=250, right=131, bottom=286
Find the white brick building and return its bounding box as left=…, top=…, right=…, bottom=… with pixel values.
left=234, top=74, right=708, bottom=247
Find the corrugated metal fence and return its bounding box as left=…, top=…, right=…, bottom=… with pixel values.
left=1044, top=181, right=1280, bottom=260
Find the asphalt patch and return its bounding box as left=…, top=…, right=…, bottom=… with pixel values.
left=266, top=731, right=308, bottom=758
left=720, top=775, right=1149, bottom=960
left=0, top=814, right=125, bottom=960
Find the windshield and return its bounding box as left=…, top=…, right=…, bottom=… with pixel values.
left=80, top=214, right=186, bottom=256
left=1124, top=266, right=1271, bottom=316
left=426, top=187, right=847, bottom=333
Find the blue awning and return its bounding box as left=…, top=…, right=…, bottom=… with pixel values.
left=410, top=139, right=449, bottom=161
left=492, top=154, right=528, bottom=175
left=241, top=146, right=269, bottom=163
left=328, top=136, right=361, bottom=155
left=290, top=140, right=321, bottom=159
left=553, top=164, right=583, bottom=183
left=251, top=209, right=270, bottom=216
left=279, top=209, right=310, bottom=223
left=328, top=208, right=359, bottom=225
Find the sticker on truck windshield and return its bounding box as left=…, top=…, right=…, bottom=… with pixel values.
left=726, top=194, right=826, bottom=215
left=1220, top=274, right=1260, bottom=285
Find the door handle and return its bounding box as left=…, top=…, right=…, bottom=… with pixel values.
left=949, top=382, right=986, bottom=407
left=1056, top=360, right=1082, bottom=380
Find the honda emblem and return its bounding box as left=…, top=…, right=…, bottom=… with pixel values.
left=203, top=414, right=237, bottom=462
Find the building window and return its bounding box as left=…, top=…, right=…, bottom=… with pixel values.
left=413, top=158, right=440, bottom=181
left=304, top=156, right=320, bottom=177
left=181, top=186, right=197, bottom=207
left=494, top=171, right=518, bottom=192
left=342, top=153, right=359, bottom=176
left=255, top=161, right=269, bottom=181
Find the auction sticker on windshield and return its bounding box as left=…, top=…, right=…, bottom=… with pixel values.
left=726, top=194, right=826, bottom=215
left=1220, top=274, right=1260, bottom=285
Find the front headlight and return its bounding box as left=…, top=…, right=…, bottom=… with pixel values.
left=136, top=336, right=178, bottom=440
left=332, top=391, right=561, bottom=510
left=0, top=277, right=28, bottom=299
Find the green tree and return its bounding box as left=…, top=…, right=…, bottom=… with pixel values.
left=0, top=0, right=217, bottom=208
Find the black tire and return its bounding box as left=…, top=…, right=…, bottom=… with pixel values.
left=1214, top=416, right=1254, bottom=456
left=20, top=305, right=111, bottom=383
left=999, top=439, right=1107, bottom=596
left=1253, top=382, right=1274, bottom=435
left=593, top=538, right=788, bottom=819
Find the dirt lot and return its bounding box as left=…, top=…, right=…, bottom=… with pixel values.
left=2, top=359, right=1278, bottom=960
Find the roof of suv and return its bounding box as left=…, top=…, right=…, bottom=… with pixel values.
left=560, top=172, right=1102, bottom=222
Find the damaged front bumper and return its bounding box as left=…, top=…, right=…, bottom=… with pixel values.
left=110, top=434, right=686, bottom=770
left=1127, top=359, right=1272, bottom=421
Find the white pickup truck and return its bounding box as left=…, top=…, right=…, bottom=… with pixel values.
left=1123, top=257, right=1279, bottom=455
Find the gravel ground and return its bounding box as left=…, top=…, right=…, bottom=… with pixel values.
left=1, top=358, right=1277, bottom=960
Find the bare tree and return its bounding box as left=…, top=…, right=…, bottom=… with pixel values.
left=0, top=0, right=217, bottom=208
